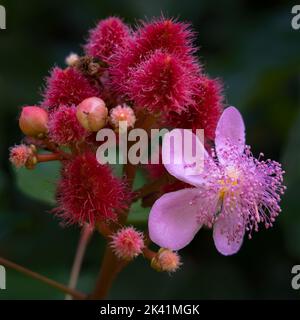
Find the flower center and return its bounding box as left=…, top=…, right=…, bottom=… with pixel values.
left=219, top=165, right=240, bottom=199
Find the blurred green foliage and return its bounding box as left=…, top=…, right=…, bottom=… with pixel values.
left=0, top=0, right=300, bottom=299
left=15, top=161, right=60, bottom=205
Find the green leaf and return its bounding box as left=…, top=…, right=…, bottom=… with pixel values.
left=14, top=161, right=61, bottom=205
left=133, top=168, right=146, bottom=190
left=127, top=199, right=150, bottom=225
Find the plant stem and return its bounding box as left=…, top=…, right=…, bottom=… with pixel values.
left=143, top=247, right=156, bottom=261
left=0, top=256, right=86, bottom=299
left=133, top=173, right=170, bottom=201
left=65, top=224, right=94, bottom=300
left=89, top=246, right=127, bottom=300
left=89, top=147, right=136, bottom=300
left=90, top=112, right=158, bottom=300
left=36, top=153, right=62, bottom=162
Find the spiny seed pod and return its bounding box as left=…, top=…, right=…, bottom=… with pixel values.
left=151, top=248, right=181, bottom=273
left=127, top=50, right=196, bottom=114
left=48, top=105, right=87, bottom=145
left=19, top=106, right=48, bottom=138
left=76, top=97, right=108, bottom=132
left=55, top=152, right=130, bottom=226
left=42, top=67, right=100, bottom=109
left=110, top=227, right=145, bottom=261
left=85, top=17, right=131, bottom=63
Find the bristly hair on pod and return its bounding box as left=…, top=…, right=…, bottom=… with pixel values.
left=55, top=152, right=131, bottom=226
left=110, top=104, right=136, bottom=129
left=126, top=50, right=196, bottom=114
left=85, top=17, right=132, bottom=63
left=110, top=227, right=145, bottom=260
left=134, top=16, right=197, bottom=59
left=151, top=248, right=182, bottom=273
left=48, top=105, right=87, bottom=145
left=9, top=144, right=33, bottom=168
left=42, top=67, right=100, bottom=110
left=108, top=16, right=200, bottom=98
left=165, top=76, right=224, bottom=140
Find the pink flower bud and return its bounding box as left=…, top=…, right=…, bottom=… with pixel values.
left=19, top=106, right=48, bottom=137
left=110, top=227, right=145, bottom=261
left=65, top=52, right=80, bottom=66
left=151, top=248, right=181, bottom=273
left=9, top=144, right=37, bottom=168
left=110, top=104, right=136, bottom=129
left=76, top=97, right=108, bottom=132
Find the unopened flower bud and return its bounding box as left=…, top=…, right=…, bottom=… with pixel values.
left=151, top=248, right=181, bottom=273
left=110, top=104, right=136, bottom=130
left=76, top=97, right=108, bottom=132
left=19, top=106, right=48, bottom=138
left=65, top=53, right=80, bottom=67
left=110, top=227, right=145, bottom=261
left=9, top=144, right=37, bottom=169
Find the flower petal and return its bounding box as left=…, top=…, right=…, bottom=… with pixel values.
left=149, top=188, right=203, bottom=250
left=162, top=129, right=213, bottom=187
left=215, top=107, right=245, bottom=163
left=213, top=209, right=245, bottom=256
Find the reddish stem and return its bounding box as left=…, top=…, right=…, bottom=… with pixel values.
left=65, top=224, right=94, bottom=300
left=91, top=111, right=159, bottom=300
left=133, top=173, right=170, bottom=201
left=0, top=256, right=86, bottom=299
left=36, top=153, right=62, bottom=162
left=89, top=246, right=127, bottom=300
left=143, top=247, right=156, bottom=261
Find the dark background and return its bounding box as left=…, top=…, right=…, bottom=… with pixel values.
left=0, top=0, right=300, bottom=299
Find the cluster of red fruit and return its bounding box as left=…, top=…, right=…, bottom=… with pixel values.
left=9, top=16, right=223, bottom=269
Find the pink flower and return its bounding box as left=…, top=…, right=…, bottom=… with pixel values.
left=149, top=107, right=286, bottom=255
left=85, top=17, right=131, bottom=63
left=42, top=67, right=99, bottom=109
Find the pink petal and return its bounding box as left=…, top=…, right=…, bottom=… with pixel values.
left=162, top=129, right=213, bottom=187
left=213, top=209, right=245, bottom=256
left=215, top=107, right=245, bottom=163
left=149, top=188, right=203, bottom=250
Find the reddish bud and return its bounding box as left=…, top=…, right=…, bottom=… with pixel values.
left=76, top=97, right=108, bottom=132
left=19, top=106, right=48, bottom=137
left=151, top=248, right=181, bottom=273
left=109, top=104, right=136, bottom=129
left=65, top=53, right=80, bottom=67
left=111, top=227, right=145, bottom=261
left=9, top=144, right=37, bottom=169
left=9, top=144, right=31, bottom=168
